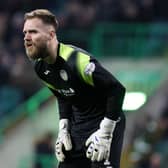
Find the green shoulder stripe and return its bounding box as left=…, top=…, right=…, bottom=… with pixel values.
left=59, top=43, right=74, bottom=61
left=42, top=80, right=57, bottom=91
left=76, top=52, right=94, bottom=86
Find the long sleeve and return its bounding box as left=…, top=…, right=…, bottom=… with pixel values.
left=92, top=61, right=126, bottom=120
left=76, top=56, right=126, bottom=121
left=57, top=97, right=72, bottom=119
left=48, top=88, right=72, bottom=119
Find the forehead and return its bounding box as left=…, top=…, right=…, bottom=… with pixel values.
left=23, top=18, right=45, bottom=31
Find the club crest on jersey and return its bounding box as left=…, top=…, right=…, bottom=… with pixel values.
left=84, top=62, right=95, bottom=75
left=60, top=69, right=68, bottom=81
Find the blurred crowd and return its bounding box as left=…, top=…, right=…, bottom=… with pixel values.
left=1, top=0, right=168, bottom=124
left=130, top=105, right=168, bottom=168
left=0, top=0, right=168, bottom=167
left=33, top=132, right=56, bottom=168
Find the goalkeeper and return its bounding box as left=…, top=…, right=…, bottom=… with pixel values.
left=23, top=9, right=126, bottom=168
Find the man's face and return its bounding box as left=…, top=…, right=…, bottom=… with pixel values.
left=23, top=18, right=51, bottom=60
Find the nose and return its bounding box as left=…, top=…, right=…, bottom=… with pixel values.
left=24, top=32, right=31, bottom=41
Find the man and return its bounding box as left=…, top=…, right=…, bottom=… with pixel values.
left=23, top=9, right=126, bottom=168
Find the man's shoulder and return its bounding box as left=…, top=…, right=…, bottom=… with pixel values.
left=59, top=43, right=93, bottom=60
left=33, top=59, right=44, bottom=72
left=60, top=43, right=98, bottom=86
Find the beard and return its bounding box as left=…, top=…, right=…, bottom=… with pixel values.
left=25, top=42, right=50, bottom=61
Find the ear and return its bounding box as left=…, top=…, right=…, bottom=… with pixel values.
left=48, top=30, right=56, bottom=40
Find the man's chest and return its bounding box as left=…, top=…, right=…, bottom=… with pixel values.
left=36, top=61, right=78, bottom=97
left=35, top=59, right=95, bottom=99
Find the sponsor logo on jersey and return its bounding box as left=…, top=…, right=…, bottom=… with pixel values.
left=84, top=62, right=95, bottom=75
left=60, top=69, right=68, bottom=81
left=57, top=88, right=75, bottom=96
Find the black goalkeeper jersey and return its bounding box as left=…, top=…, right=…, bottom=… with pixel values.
left=34, top=43, right=125, bottom=136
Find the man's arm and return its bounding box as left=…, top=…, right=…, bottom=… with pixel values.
left=75, top=51, right=126, bottom=120
left=57, top=97, right=72, bottom=119
left=92, top=61, right=126, bottom=120
left=48, top=88, right=73, bottom=162
left=84, top=63, right=125, bottom=161
left=48, top=88, right=72, bottom=119
left=75, top=53, right=126, bottom=162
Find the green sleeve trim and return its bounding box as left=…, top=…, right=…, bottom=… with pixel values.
left=76, top=52, right=94, bottom=86
left=42, top=80, right=57, bottom=91
left=59, top=43, right=74, bottom=61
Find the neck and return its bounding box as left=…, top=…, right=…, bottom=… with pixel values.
left=44, top=39, right=59, bottom=64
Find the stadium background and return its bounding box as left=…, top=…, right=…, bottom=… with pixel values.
left=0, top=0, right=168, bottom=168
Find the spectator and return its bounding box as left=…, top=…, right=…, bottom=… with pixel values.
left=34, top=132, right=55, bottom=168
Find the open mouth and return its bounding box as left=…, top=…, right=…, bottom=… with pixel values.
left=26, top=43, right=33, bottom=48
left=24, top=41, right=33, bottom=47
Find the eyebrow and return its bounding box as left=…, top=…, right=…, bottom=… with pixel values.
left=23, top=29, right=38, bottom=34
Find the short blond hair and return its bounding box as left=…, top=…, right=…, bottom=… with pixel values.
left=24, top=9, right=58, bottom=31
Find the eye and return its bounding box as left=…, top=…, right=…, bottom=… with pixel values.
left=23, top=31, right=26, bottom=35
left=29, top=30, right=38, bottom=34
